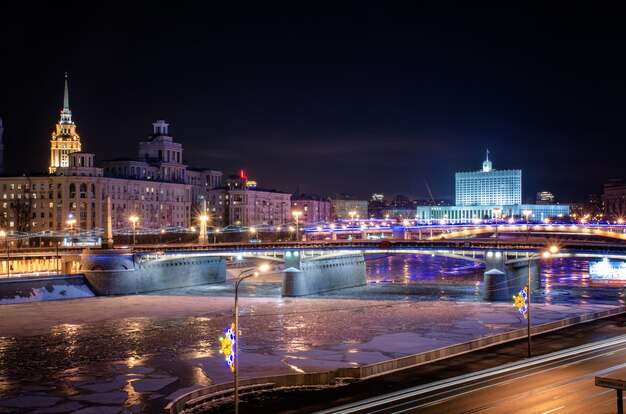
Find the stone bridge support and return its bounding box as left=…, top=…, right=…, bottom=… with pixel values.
left=508, top=260, right=541, bottom=294
left=80, top=250, right=226, bottom=295
left=483, top=251, right=542, bottom=302
left=483, top=251, right=512, bottom=301
left=282, top=251, right=367, bottom=296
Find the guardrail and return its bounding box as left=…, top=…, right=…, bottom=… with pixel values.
left=164, top=305, right=625, bottom=413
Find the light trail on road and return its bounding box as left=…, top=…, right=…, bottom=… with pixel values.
left=317, top=335, right=626, bottom=414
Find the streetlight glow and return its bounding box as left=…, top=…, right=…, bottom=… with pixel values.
left=292, top=210, right=302, bottom=241
left=129, top=215, right=139, bottom=245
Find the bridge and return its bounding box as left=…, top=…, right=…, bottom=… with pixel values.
left=75, top=233, right=626, bottom=298
left=3, top=222, right=626, bottom=299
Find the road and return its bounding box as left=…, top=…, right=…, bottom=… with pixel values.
left=206, top=312, right=626, bottom=414
left=317, top=336, right=626, bottom=414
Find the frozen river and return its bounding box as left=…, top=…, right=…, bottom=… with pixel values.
left=0, top=255, right=622, bottom=413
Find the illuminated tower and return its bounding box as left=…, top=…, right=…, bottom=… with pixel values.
left=0, top=117, right=4, bottom=175
left=49, top=72, right=81, bottom=173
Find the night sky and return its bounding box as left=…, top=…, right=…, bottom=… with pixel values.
left=1, top=1, right=624, bottom=203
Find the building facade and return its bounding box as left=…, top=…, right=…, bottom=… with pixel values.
left=98, top=120, right=223, bottom=206
left=416, top=151, right=569, bottom=223
left=206, top=175, right=291, bottom=227
left=331, top=196, right=368, bottom=220
left=0, top=75, right=200, bottom=233
left=0, top=152, right=192, bottom=232
left=604, top=178, right=626, bottom=221
left=455, top=150, right=521, bottom=206
left=291, top=194, right=332, bottom=225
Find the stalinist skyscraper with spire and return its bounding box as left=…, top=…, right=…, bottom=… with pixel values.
left=49, top=73, right=81, bottom=173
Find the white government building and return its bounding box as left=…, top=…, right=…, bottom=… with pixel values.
left=416, top=151, right=569, bottom=223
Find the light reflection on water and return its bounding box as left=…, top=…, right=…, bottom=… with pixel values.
left=365, top=254, right=622, bottom=305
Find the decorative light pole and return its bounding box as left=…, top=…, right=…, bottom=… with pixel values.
left=129, top=215, right=139, bottom=245
left=292, top=210, right=302, bottom=242
left=515, top=245, right=558, bottom=358
left=233, top=263, right=269, bottom=414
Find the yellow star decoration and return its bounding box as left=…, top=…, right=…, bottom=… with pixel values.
left=512, top=287, right=528, bottom=319
left=219, top=323, right=236, bottom=372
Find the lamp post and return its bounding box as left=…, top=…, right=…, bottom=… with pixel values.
left=292, top=211, right=302, bottom=242
left=492, top=208, right=502, bottom=247
left=56, top=238, right=60, bottom=274
left=524, top=245, right=558, bottom=358
left=213, top=228, right=220, bottom=244
left=66, top=217, right=77, bottom=248
left=523, top=209, right=532, bottom=239
left=234, top=263, right=269, bottom=414
left=129, top=215, right=139, bottom=245
left=349, top=210, right=357, bottom=223
left=0, top=230, right=7, bottom=277
left=198, top=214, right=208, bottom=245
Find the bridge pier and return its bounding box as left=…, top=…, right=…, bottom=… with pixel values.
left=80, top=250, right=226, bottom=295
left=282, top=251, right=367, bottom=296
left=508, top=260, right=541, bottom=293
left=483, top=251, right=512, bottom=301
left=484, top=252, right=543, bottom=301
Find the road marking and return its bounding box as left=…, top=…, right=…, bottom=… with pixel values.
left=542, top=406, right=564, bottom=414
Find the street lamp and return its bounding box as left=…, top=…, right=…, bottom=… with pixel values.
left=66, top=217, right=76, bottom=234
left=523, top=209, right=532, bottom=239
left=234, top=263, right=270, bottom=414
left=492, top=208, right=502, bottom=246
left=0, top=230, right=7, bottom=277
left=129, top=215, right=139, bottom=245
left=349, top=210, right=357, bottom=223
left=520, top=245, right=559, bottom=358
left=198, top=214, right=208, bottom=245
left=292, top=210, right=302, bottom=242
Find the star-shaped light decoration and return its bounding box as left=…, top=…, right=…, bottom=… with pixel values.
left=513, top=287, right=528, bottom=319
left=219, top=323, right=236, bottom=372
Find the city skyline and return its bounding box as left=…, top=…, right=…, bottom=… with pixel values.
left=1, top=2, right=625, bottom=202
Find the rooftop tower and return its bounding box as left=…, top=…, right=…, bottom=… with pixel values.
left=49, top=72, right=81, bottom=173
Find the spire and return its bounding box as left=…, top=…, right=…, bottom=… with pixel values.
left=59, top=72, right=72, bottom=125
left=63, top=71, right=69, bottom=110
left=482, top=149, right=492, bottom=172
